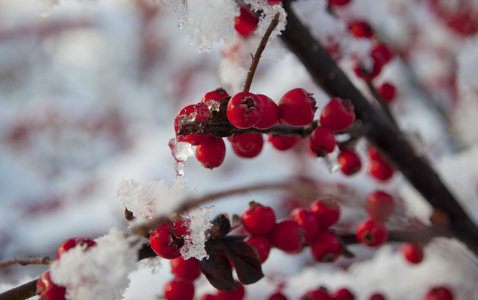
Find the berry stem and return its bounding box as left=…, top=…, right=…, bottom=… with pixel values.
left=365, top=81, right=399, bottom=129
left=280, top=0, right=478, bottom=256
left=243, top=12, right=280, bottom=93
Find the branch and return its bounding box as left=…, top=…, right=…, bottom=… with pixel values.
left=0, top=257, right=52, bottom=268
left=280, top=0, right=478, bottom=256
left=0, top=279, right=37, bottom=300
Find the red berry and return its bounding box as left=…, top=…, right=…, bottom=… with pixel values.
left=301, top=287, right=331, bottom=300
left=216, top=281, right=245, bottom=300
left=332, top=288, right=355, bottom=300
left=268, top=291, right=288, bottom=300
left=290, top=207, right=320, bottom=242
left=309, top=198, right=341, bottom=228
left=227, top=92, right=264, bottom=129
left=241, top=202, right=276, bottom=235
left=234, top=6, right=258, bottom=37
left=309, top=230, right=342, bottom=263
left=354, top=54, right=383, bottom=81
left=200, top=294, right=217, bottom=300
left=150, top=223, right=182, bottom=259
left=320, top=98, right=356, bottom=131
left=368, top=293, right=386, bottom=300
left=196, top=137, right=226, bottom=169
left=269, top=135, right=300, bottom=151
left=56, top=237, right=96, bottom=260
left=356, top=219, right=388, bottom=247
left=401, top=243, right=424, bottom=264
left=371, top=43, right=394, bottom=65
left=349, top=21, right=374, bottom=38
left=36, top=271, right=66, bottom=300
left=426, top=286, right=453, bottom=300
left=368, top=159, right=394, bottom=181
left=269, top=219, right=305, bottom=252
left=278, top=88, right=317, bottom=127
left=308, top=126, right=336, bottom=157
left=254, top=94, right=279, bottom=130
left=337, top=149, right=362, bottom=175
left=164, top=279, right=195, bottom=300
left=328, top=0, right=351, bottom=6
left=267, top=0, right=282, bottom=4
left=367, top=146, right=383, bottom=161
left=244, top=235, right=271, bottom=263
left=201, top=88, right=230, bottom=103
left=174, top=103, right=212, bottom=145
left=365, top=190, right=395, bottom=222
left=229, top=132, right=264, bottom=158
left=170, top=257, right=201, bottom=281
left=377, top=82, right=396, bottom=103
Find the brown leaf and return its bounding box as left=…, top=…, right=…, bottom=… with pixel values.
left=223, top=237, right=264, bottom=285
left=200, top=240, right=237, bottom=291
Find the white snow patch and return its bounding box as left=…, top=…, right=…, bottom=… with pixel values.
left=180, top=206, right=213, bottom=260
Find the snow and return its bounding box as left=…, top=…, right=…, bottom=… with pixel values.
left=180, top=207, right=214, bottom=260
left=50, top=228, right=142, bottom=300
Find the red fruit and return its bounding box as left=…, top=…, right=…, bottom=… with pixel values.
left=36, top=271, right=66, bottom=300
left=254, top=94, right=279, bottom=130
left=170, top=257, right=201, bottom=281
left=241, top=202, right=276, bottom=235
left=328, top=0, right=350, bottom=6
left=309, top=198, right=341, bottom=228
left=320, top=98, right=355, bottom=131
left=368, top=159, right=394, bottom=181
left=244, top=235, right=271, bottom=263
left=377, top=82, right=396, bottom=103
left=216, top=281, right=245, bottom=300
left=371, top=43, right=394, bottom=65
left=196, top=137, right=226, bottom=169
left=337, top=149, right=362, bottom=175
left=269, top=135, right=300, bottom=151
left=309, top=230, right=342, bottom=263
left=401, top=243, right=424, bottom=264
left=174, top=103, right=212, bottom=145
left=365, top=190, right=395, bottom=222
left=164, top=279, right=195, bottom=300
left=367, top=146, right=383, bottom=161
left=201, top=88, right=230, bottom=103
left=268, top=291, right=288, bottom=300
left=368, top=293, right=386, bottom=300
left=267, top=0, right=282, bottom=4
left=56, top=237, right=96, bottom=260
left=200, top=294, right=217, bottom=300
left=150, top=223, right=182, bottom=259
left=332, top=288, right=355, bottom=300
left=301, top=287, right=331, bottom=300
left=354, top=54, right=383, bottom=81
left=278, top=88, right=317, bottom=127
left=227, top=92, right=264, bottom=129
left=426, top=286, right=453, bottom=300
left=308, top=126, right=336, bottom=157
left=234, top=6, right=258, bottom=37
left=349, top=21, right=374, bottom=38
left=356, top=219, right=388, bottom=247
left=229, top=132, right=264, bottom=158
left=290, top=207, right=320, bottom=242
left=269, top=219, right=305, bottom=252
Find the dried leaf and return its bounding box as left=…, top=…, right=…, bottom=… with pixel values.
left=200, top=240, right=237, bottom=291
left=223, top=237, right=264, bottom=285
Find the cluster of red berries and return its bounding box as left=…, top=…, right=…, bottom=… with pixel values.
left=175, top=87, right=359, bottom=170
left=36, top=237, right=97, bottom=300
left=241, top=198, right=343, bottom=264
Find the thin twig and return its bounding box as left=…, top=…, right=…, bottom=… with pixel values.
left=0, top=257, right=52, bottom=269
left=243, top=12, right=280, bottom=93
left=365, top=81, right=399, bottom=129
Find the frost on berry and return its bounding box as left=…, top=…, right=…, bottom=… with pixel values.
left=50, top=228, right=141, bottom=300
left=117, top=178, right=190, bottom=221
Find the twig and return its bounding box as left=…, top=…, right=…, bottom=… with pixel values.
left=243, top=13, right=280, bottom=93
left=365, top=81, right=399, bottom=129
left=0, top=257, right=52, bottom=268
left=280, top=0, right=478, bottom=256
left=0, top=279, right=38, bottom=300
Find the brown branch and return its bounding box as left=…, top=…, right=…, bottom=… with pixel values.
left=0, top=279, right=38, bottom=300
left=365, top=81, right=399, bottom=129
left=0, top=257, right=52, bottom=268
left=280, top=0, right=478, bottom=256
left=243, top=13, right=280, bottom=93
